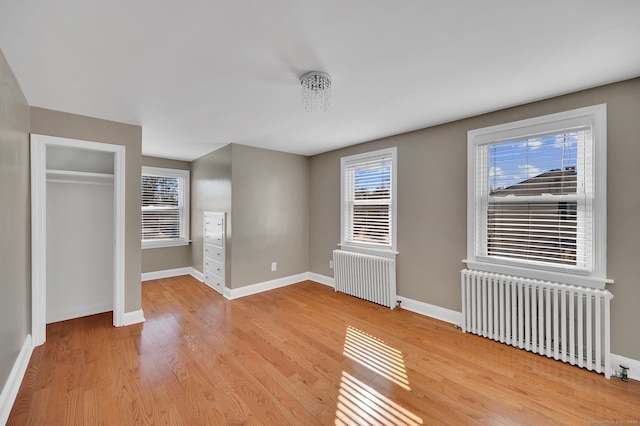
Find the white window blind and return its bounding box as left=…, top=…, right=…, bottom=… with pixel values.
left=341, top=148, right=396, bottom=251
left=141, top=167, right=189, bottom=248
left=476, top=125, right=592, bottom=269
left=467, top=104, right=608, bottom=287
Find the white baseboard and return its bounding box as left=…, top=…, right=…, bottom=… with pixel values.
left=0, top=334, right=34, bottom=425
left=123, top=309, right=145, bottom=326
left=189, top=268, right=204, bottom=282
left=141, top=267, right=194, bottom=281
left=47, top=302, right=113, bottom=324
left=307, top=272, right=462, bottom=325
left=396, top=296, right=463, bottom=326
left=226, top=273, right=310, bottom=300
left=307, top=272, right=335, bottom=287
left=610, top=353, right=640, bottom=381
left=141, top=266, right=204, bottom=282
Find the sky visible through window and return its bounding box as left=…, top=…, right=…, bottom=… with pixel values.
left=353, top=162, right=391, bottom=192
left=488, top=131, right=580, bottom=192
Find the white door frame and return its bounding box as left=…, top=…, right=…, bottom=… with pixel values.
left=31, top=134, right=126, bottom=346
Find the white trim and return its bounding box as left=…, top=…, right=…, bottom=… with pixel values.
left=123, top=309, right=146, bottom=326
left=142, top=267, right=195, bottom=281
left=142, top=266, right=335, bottom=299
left=189, top=267, right=204, bottom=282
left=0, top=335, right=34, bottom=425
left=337, top=244, right=398, bottom=258
left=142, top=239, right=190, bottom=249
left=140, top=266, right=203, bottom=282
left=307, top=272, right=335, bottom=287
left=396, top=296, right=464, bottom=325
left=47, top=303, right=113, bottom=324
left=30, top=138, right=46, bottom=346
left=113, top=144, right=126, bottom=327
left=306, top=272, right=463, bottom=326
left=610, top=353, right=640, bottom=382
left=225, top=273, right=310, bottom=300
left=462, top=260, right=612, bottom=290
left=31, top=135, right=126, bottom=344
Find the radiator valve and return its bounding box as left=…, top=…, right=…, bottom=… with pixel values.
left=619, top=364, right=629, bottom=382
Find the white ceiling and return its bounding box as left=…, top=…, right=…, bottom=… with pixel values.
left=1, top=1, right=639, bottom=161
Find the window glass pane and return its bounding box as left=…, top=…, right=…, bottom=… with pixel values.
left=487, top=128, right=587, bottom=197
left=353, top=159, right=391, bottom=201
left=142, top=176, right=179, bottom=207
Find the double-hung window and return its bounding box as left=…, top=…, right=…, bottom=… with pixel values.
left=341, top=147, right=397, bottom=254
left=141, top=166, right=190, bottom=248
left=467, top=105, right=608, bottom=288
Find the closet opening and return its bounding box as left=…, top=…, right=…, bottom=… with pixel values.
left=31, top=135, right=125, bottom=346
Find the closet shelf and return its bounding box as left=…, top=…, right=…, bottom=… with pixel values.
left=46, top=169, right=114, bottom=184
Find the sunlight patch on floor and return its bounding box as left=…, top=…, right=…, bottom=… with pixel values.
left=335, top=371, right=423, bottom=426
left=343, top=326, right=410, bottom=390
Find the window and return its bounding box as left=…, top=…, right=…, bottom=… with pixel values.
left=467, top=105, right=608, bottom=288
left=341, top=147, right=397, bottom=254
left=141, top=166, right=190, bottom=248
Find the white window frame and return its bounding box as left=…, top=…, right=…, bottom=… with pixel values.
left=141, top=166, right=190, bottom=249
left=340, top=147, right=398, bottom=256
left=465, top=104, right=610, bottom=289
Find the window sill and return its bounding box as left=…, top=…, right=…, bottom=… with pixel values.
left=462, top=259, right=612, bottom=290
left=142, top=239, right=191, bottom=250
left=338, top=244, right=398, bottom=258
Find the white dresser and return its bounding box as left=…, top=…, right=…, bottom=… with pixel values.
left=203, top=211, right=226, bottom=294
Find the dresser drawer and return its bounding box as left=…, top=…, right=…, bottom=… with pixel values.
left=204, top=274, right=224, bottom=295
left=205, top=259, right=225, bottom=279
left=204, top=218, right=224, bottom=233
left=204, top=244, right=224, bottom=261
left=205, top=231, right=224, bottom=247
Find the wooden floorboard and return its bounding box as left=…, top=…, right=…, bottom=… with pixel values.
left=8, top=276, right=640, bottom=425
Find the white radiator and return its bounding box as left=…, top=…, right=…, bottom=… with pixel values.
left=461, top=269, right=613, bottom=378
left=333, top=250, right=397, bottom=309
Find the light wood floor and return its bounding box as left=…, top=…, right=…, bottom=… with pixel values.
left=8, top=276, right=640, bottom=425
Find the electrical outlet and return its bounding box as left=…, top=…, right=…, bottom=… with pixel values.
left=271, top=262, right=277, bottom=272
left=329, top=260, right=334, bottom=269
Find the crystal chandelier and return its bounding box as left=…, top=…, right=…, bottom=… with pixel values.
left=300, top=71, right=331, bottom=112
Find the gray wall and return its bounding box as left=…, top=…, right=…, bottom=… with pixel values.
left=141, top=156, right=192, bottom=274
left=0, top=49, right=30, bottom=397
left=30, top=107, right=143, bottom=313
left=230, top=144, right=309, bottom=288
left=191, top=144, right=232, bottom=279
left=309, top=78, right=640, bottom=360
left=190, top=144, right=310, bottom=289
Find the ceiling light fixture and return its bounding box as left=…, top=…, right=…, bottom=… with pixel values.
left=300, top=71, right=331, bottom=112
